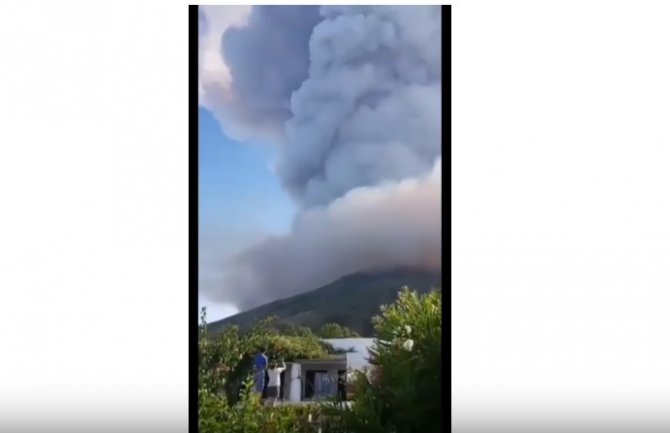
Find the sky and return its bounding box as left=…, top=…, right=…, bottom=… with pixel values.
left=198, top=5, right=442, bottom=321
left=199, top=107, right=295, bottom=320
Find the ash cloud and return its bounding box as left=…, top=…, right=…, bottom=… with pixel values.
left=200, top=6, right=320, bottom=142
left=279, top=5, right=442, bottom=206
left=199, top=6, right=442, bottom=310
left=218, top=159, right=442, bottom=311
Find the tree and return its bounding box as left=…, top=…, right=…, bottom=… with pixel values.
left=198, top=309, right=328, bottom=433
left=316, top=322, right=360, bottom=338
left=327, top=287, right=442, bottom=433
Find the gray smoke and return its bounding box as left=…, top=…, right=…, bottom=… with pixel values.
left=221, top=160, right=441, bottom=311
left=279, top=5, right=442, bottom=206
left=199, top=6, right=442, bottom=310
left=202, top=6, right=321, bottom=141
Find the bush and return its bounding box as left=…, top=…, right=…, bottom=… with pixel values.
left=199, top=309, right=333, bottom=432
left=316, top=323, right=360, bottom=338
left=326, top=287, right=442, bottom=433
left=199, top=310, right=330, bottom=402
left=198, top=287, right=442, bottom=433
left=199, top=375, right=324, bottom=433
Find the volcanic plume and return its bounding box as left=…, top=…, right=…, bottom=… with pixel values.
left=199, top=5, right=442, bottom=310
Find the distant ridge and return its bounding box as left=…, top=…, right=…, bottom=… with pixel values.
left=207, top=267, right=441, bottom=337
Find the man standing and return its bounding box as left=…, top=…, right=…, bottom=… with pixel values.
left=253, top=347, right=268, bottom=395
left=266, top=360, right=286, bottom=406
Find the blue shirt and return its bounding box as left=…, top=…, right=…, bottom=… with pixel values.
left=254, top=353, right=268, bottom=370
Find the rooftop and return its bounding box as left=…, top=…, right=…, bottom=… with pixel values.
left=294, top=353, right=347, bottom=364
left=323, top=338, right=376, bottom=370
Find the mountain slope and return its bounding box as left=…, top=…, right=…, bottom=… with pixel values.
left=207, top=267, right=441, bottom=337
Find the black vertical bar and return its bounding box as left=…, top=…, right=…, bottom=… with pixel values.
left=442, top=4, right=452, bottom=433
left=188, top=4, right=199, bottom=433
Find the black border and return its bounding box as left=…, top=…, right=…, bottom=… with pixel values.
left=190, top=5, right=450, bottom=432
left=442, top=5, right=452, bottom=431
left=189, top=4, right=199, bottom=432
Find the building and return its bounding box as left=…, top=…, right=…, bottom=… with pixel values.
left=280, top=338, right=376, bottom=403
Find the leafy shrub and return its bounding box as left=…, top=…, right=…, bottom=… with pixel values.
left=198, top=287, right=442, bottom=433
left=199, top=310, right=330, bottom=402
left=326, top=287, right=442, bottom=433
left=199, top=375, right=324, bottom=433
left=316, top=322, right=360, bottom=338
left=199, top=308, right=334, bottom=432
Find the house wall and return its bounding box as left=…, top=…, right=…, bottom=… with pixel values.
left=284, top=363, right=302, bottom=402
left=299, top=362, right=345, bottom=401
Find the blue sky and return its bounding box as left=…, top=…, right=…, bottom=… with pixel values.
left=199, top=107, right=295, bottom=233
left=198, top=107, right=295, bottom=320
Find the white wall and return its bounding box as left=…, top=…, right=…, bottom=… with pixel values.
left=285, top=363, right=302, bottom=403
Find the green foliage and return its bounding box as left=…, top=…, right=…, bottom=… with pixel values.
left=199, top=310, right=331, bottom=433
left=199, top=286, right=442, bottom=433
left=316, top=322, right=361, bottom=338
left=199, top=309, right=330, bottom=402
left=272, top=322, right=317, bottom=338
left=326, top=287, right=442, bottom=433
left=199, top=375, right=324, bottom=433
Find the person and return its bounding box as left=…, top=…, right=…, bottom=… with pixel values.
left=337, top=371, right=346, bottom=401
left=265, top=359, right=286, bottom=406
left=262, top=367, right=271, bottom=399
left=253, top=347, right=268, bottom=395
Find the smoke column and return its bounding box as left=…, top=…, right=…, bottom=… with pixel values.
left=199, top=6, right=442, bottom=310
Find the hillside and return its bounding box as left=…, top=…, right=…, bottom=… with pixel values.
left=206, top=267, right=441, bottom=337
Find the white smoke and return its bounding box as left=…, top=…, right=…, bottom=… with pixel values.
left=198, top=5, right=250, bottom=104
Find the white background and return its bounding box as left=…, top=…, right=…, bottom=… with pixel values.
left=0, top=0, right=669, bottom=431
left=452, top=1, right=670, bottom=430
left=0, top=2, right=190, bottom=430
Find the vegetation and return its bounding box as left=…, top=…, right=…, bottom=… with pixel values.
left=199, top=286, right=442, bottom=433
left=199, top=312, right=331, bottom=403
left=324, top=287, right=442, bottom=433
left=199, top=311, right=330, bottom=433
left=200, top=382, right=324, bottom=433
left=316, top=322, right=360, bottom=338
